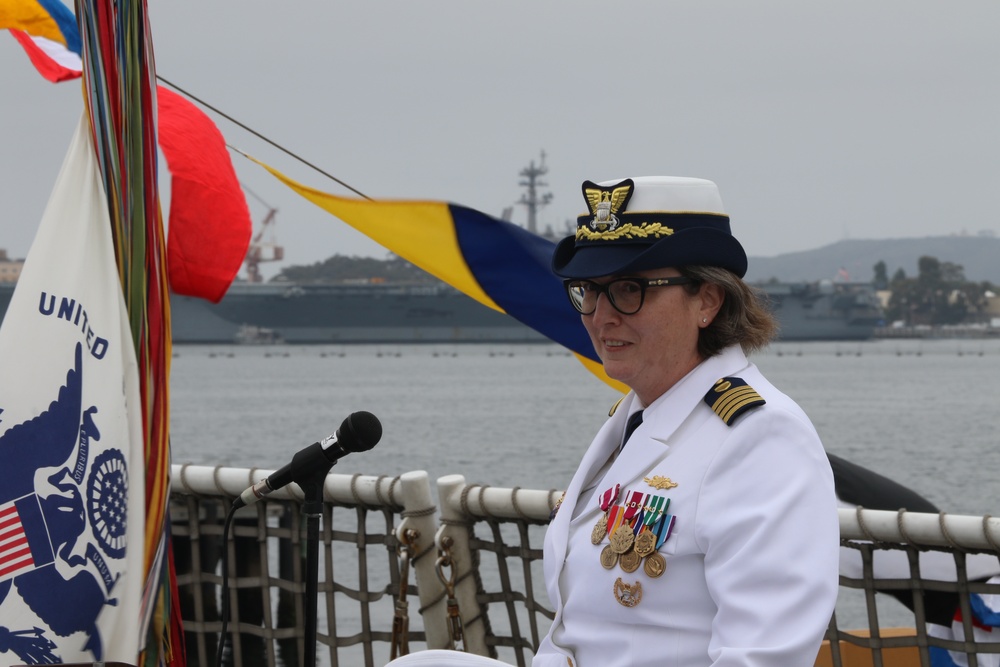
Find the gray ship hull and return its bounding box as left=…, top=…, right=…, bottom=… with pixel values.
left=0, top=279, right=882, bottom=343
left=170, top=282, right=547, bottom=344
left=762, top=281, right=884, bottom=341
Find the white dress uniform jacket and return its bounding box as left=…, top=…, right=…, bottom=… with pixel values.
left=532, top=346, right=839, bottom=667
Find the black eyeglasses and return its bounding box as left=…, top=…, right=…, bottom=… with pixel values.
left=564, top=276, right=695, bottom=315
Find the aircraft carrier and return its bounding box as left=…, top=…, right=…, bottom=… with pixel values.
left=0, top=157, right=883, bottom=344
left=0, top=278, right=884, bottom=344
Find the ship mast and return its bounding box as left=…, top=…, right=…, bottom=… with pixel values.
left=517, top=150, right=553, bottom=235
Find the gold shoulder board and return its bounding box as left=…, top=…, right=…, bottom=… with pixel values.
left=703, top=376, right=765, bottom=426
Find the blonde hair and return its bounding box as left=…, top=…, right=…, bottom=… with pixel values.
left=680, top=266, right=778, bottom=357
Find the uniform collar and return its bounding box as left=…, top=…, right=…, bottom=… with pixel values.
left=583, top=346, right=752, bottom=512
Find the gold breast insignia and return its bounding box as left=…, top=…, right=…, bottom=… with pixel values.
left=644, top=475, right=678, bottom=491
left=613, top=577, right=643, bottom=608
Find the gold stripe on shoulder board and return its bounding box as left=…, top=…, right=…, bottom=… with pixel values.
left=608, top=395, right=626, bottom=417
left=703, top=376, right=766, bottom=426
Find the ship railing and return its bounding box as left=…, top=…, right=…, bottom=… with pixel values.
left=170, top=464, right=415, bottom=667
left=169, top=465, right=1000, bottom=667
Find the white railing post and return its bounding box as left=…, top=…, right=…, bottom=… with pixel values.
left=394, top=470, right=450, bottom=650
left=435, top=474, right=490, bottom=656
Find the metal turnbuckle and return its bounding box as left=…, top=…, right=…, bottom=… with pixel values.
left=390, top=528, right=419, bottom=659
left=435, top=536, right=464, bottom=649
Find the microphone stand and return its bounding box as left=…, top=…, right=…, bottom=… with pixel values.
left=231, top=412, right=382, bottom=667
left=292, top=447, right=336, bottom=667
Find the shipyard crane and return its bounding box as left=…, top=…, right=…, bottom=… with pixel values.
left=243, top=187, right=284, bottom=283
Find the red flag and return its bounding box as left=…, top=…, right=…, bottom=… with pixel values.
left=158, top=86, right=251, bottom=302
left=6, top=17, right=250, bottom=304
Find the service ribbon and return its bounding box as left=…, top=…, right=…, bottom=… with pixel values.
left=652, top=514, right=676, bottom=550
left=623, top=490, right=645, bottom=521
left=644, top=496, right=668, bottom=527
left=634, top=495, right=665, bottom=535
left=631, top=492, right=650, bottom=529
left=599, top=483, right=621, bottom=512
left=607, top=505, right=625, bottom=538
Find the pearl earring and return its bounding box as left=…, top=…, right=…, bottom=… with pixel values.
left=702, top=318, right=708, bottom=323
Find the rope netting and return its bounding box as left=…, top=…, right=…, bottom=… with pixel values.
left=170, top=468, right=419, bottom=667
left=169, top=467, right=1000, bottom=667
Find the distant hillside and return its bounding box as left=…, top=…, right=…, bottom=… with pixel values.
left=278, top=235, right=1000, bottom=287
left=745, top=236, right=1000, bottom=284
left=275, top=254, right=436, bottom=284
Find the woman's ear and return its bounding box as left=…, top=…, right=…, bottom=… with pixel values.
left=699, top=282, right=724, bottom=324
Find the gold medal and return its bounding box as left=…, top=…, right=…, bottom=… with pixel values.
left=591, top=514, right=608, bottom=545
left=634, top=531, right=656, bottom=557
left=613, top=577, right=643, bottom=608
left=609, top=525, right=634, bottom=554
left=643, top=552, right=666, bottom=578
left=619, top=549, right=641, bottom=573
left=600, top=545, right=618, bottom=569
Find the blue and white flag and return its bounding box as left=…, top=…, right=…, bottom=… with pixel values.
left=0, top=115, right=145, bottom=665
left=927, top=576, right=1000, bottom=667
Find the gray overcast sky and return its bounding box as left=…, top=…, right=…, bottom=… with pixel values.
left=2, top=1, right=998, bottom=281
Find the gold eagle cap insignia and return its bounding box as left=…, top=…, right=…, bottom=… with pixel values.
left=582, top=179, right=634, bottom=233
left=644, top=475, right=678, bottom=490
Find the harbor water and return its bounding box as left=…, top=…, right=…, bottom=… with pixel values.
left=170, top=338, right=1000, bottom=518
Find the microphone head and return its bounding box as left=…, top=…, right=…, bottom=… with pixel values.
left=338, top=411, right=383, bottom=453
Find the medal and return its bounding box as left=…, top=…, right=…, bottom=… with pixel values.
left=643, top=496, right=667, bottom=527
left=549, top=491, right=566, bottom=521
left=643, top=552, right=666, bottom=578
left=613, top=577, right=643, bottom=608
left=609, top=524, right=634, bottom=554
left=654, top=514, right=676, bottom=550
left=650, top=511, right=675, bottom=549
left=599, top=484, right=621, bottom=511
left=591, top=514, right=608, bottom=545
left=622, top=490, right=645, bottom=521
left=607, top=505, right=625, bottom=538
left=633, top=530, right=656, bottom=558
left=619, top=549, right=641, bottom=573
left=598, top=483, right=674, bottom=584
left=630, top=491, right=650, bottom=525
left=600, top=545, right=617, bottom=569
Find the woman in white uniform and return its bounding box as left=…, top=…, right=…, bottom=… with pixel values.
left=389, top=176, right=839, bottom=667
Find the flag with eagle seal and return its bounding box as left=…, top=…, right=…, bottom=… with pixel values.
left=0, top=115, right=145, bottom=665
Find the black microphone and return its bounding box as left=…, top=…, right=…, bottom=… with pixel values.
left=233, top=411, right=382, bottom=509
